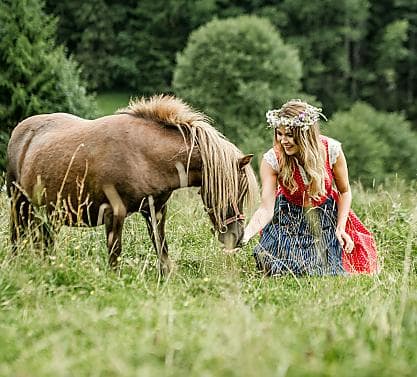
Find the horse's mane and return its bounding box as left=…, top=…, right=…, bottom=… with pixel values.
left=118, top=95, right=258, bottom=226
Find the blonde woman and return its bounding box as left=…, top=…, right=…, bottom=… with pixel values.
left=242, top=99, right=378, bottom=276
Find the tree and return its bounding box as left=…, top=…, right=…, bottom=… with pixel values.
left=0, top=0, right=97, bottom=171
left=325, top=102, right=417, bottom=186
left=270, top=0, right=371, bottom=114
left=45, top=0, right=216, bottom=93
left=361, top=0, right=417, bottom=128
left=45, top=0, right=136, bottom=90
left=173, top=15, right=303, bottom=161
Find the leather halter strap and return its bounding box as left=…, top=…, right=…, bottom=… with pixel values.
left=224, top=202, right=245, bottom=226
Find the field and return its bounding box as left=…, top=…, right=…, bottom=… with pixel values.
left=95, top=92, right=135, bottom=116
left=1, top=94, right=416, bottom=376
left=0, top=180, right=416, bottom=377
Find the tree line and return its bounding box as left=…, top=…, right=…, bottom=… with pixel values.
left=44, top=0, right=417, bottom=121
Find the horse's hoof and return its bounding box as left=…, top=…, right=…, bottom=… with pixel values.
left=158, top=259, right=173, bottom=277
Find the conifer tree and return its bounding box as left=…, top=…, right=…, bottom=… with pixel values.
left=0, top=0, right=97, bottom=170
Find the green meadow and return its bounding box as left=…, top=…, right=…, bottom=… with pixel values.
left=0, top=94, right=416, bottom=376
left=95, top=92, right=134, bottom=116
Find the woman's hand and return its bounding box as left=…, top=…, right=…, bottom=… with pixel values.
left=240, top=229, right=253, bottom=246
left=223, top=228, right=252, bottom=254
left=336, top=227, right=354, bottom=253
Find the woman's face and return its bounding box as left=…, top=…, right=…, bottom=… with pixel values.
left=276, top=126, right=299, bottom=156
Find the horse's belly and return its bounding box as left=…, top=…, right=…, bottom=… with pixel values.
left=19, top=151, right=107, bottom=227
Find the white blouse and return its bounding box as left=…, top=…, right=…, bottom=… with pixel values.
left=263, top=137, right=341, bottom=185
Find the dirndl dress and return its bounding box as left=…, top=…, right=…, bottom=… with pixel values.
left=254, top=137, right=378, bottom=276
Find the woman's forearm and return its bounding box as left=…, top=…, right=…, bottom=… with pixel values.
left=243, top=205, right=274, bottom=242
left=243, top=159, right=278, bottom=244
left=336, top=190, right=352, bottom=230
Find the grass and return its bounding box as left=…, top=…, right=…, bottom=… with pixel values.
left=2, top=93, right=416, bottom=375
left=0, top=180, right=416, bottom=376
left=95, top=91, right=135, bottom=116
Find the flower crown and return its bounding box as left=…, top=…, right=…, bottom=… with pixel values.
left=266, top=100, right=327, bottom=131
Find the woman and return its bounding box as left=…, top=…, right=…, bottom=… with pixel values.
left=242, top=99, right=378, bottom=276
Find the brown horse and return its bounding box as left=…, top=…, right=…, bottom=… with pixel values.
left=6, top=95, right=258, bottom=273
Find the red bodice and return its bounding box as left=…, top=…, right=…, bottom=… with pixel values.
left=275, top=136, right=334, bottom=207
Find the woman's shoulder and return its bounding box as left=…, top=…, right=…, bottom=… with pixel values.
left=263, top=148, right=279, bottom=172
left=320, top=135, right=340, bottom=145
left=321, top=135, right=342, bottom=166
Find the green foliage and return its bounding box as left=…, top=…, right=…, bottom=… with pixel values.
left=0, top=0, right=97, bottom=130
left=45, top=0, right=135, bottom=90
left=46, top=0, right=417, bottom=127
left=45, top=0, right=216, bottom=93
left=371, top=19, right=410, bottom=108
left=326, top=102, right=417, bottom=185
left=96, top=92, right=133, bottom=116
left=361, top=0, right=417, bottom=124
left=0, top=0, right=97, bottom=171
left=376, top=19, right=409, bottom=76
left=173, top=15, right=302, bottom=158
left=257, top=0, right=371, bottom=114
left=44, top=1, right=417, bottom=128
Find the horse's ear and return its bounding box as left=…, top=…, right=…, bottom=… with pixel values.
left=238, top=154, right=254, bottom=169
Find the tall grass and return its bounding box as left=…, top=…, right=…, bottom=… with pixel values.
left=0, top=181, right=416, bottom=376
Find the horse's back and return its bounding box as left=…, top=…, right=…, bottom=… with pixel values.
left=7, top=113, right=86, bottom=184
left=7, top=112, right=161, bottom=208
left=7, top=111, right=199, bottom=219
left=8, top=113, right=86, bottom=153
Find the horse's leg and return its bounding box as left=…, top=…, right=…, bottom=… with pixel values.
left=37, top=220, right=55, bottom=251
left=9, top=189, right=30, bottom=252
left=103, top=185, right=127, bottom=268
left=10, top=187, right=56, bottom=254
left=142, top=194, right=172, bottom=276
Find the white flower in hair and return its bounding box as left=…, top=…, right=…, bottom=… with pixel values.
left=266, top=99, right=327, bottom=131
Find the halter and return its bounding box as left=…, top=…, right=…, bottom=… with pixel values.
left=224, top=202, right=245, bottom=225
left=204, top=202, right=245, bottom=233
left=202, top=169, right=249, bottom=233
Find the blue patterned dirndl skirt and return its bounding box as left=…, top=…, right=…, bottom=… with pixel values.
left=253, top=194, right=345, bottom=276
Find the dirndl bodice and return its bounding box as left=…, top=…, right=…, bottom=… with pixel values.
left=254, top=137, right=378, bottom=276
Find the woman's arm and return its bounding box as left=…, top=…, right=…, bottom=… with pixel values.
left=332, top=148, right=354, bottom=253
left=241, top=159, right=278, bottom=244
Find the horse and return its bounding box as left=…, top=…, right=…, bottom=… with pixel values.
left=6, top=95, right=258, bottom=274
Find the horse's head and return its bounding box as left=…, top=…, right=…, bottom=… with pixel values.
left=203, top=154, right=255, bottom=251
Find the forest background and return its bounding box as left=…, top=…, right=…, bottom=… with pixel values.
left=1, top=0, right=417, bottom=185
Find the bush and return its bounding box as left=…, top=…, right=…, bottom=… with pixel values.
left=325, top=102, right=417, bottom=186
left=173, top=15, right=304, bottom=161
left=0, top=0, right=97, bottom=171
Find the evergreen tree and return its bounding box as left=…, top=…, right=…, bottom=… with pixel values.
left=0, top=0, right=97, bottom=171
left=274, top=0, right=370, bottom=114
left=44, top=0, right=135, bottom=90
left=361, top=0, right=417, bottom=127
left=45, top=0, right=216, bottom=93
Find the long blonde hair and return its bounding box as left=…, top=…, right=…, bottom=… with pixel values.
left=273, top=100, right=327, bottom=200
